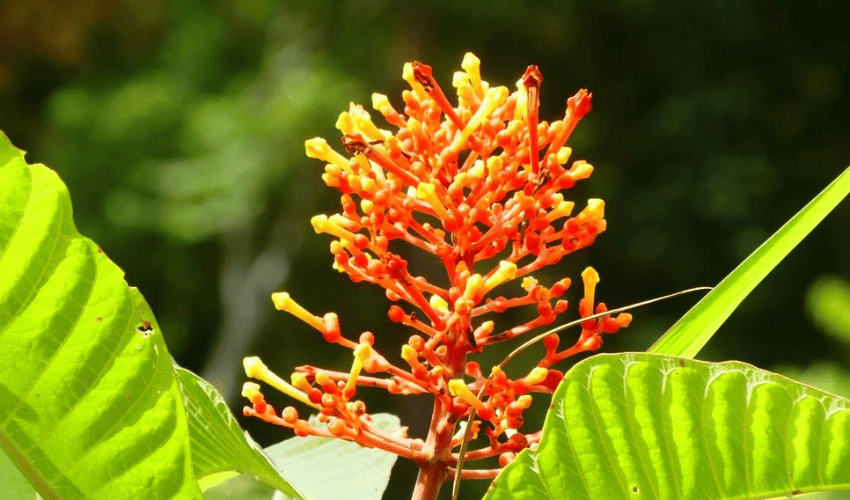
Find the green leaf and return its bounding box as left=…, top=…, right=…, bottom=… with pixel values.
left=649, top=165, right=850, bottom=358
left=1, top=447, right=35, bottom=500
left=174, top=367, right=303, bottom=497
left=486, top=353, right=850, bottom=500
left=0, top=131, right=203, bottom=498
left=204, top=413, right=400, bottom=500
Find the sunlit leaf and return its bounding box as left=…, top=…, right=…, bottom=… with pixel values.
left=486, top=353, right=850, bottom=500
left=175, top=367, right=303, bottom=497
left=0, top=132, right=203, bottom=499
left=204, top=413, right=400, bottom=500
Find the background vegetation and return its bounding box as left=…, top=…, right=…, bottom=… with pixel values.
left=2, top=1, right=849, bottom=498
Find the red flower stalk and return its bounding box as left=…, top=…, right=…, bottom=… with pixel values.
left=242, top=53, right=632, bottom=500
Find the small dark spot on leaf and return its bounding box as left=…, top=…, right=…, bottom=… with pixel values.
left=678, top=359, right=685, bottom=367
left=549, top=403, right=554, bottom=410
left=96, top=316, right=103, bottom=322
left=632, top=486, right=639, bottom=493
left=791, top=490, right=802, bottom=496
left=137, top=320, right=154, bottom=337
left=97, top=247, right=104, bottom=253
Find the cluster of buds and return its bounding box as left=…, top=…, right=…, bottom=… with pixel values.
left=242, top=53, right=631, bottom=495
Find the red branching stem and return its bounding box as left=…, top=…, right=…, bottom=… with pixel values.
left=446, top=467, right=501, bottom=480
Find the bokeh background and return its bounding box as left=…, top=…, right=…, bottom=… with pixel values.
left=2, top=1, right=850, bottom=498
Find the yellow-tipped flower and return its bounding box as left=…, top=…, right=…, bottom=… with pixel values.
left=271, top=292, right=326, bottom=333
left=305, top=138, right=351, bottom=172
left=402, top=62, right=428, bottom=100
left=400, top=344, right=420, bottom=368
left=345, top=343, right=373, bottom=395
left=311, top=214, right=358, bottom=242
left=243, top=356, right=317, bottom=408
left=582, top=267, right=600, bottom=308
left=583, top=198, right=605, bottom=220
left=570, top=161, right=593, bottom=180
left=429, top=294, right=449, bottom=313
left=291, top=372, right=312, bottom=393
left=462, top=274, right=484, bottom=301
left=461, top=52, right=484, bottom=97
left=242, top=381, right=262, bottom=399
left=416, top=182, right=452, bottom=221
left=523, top=367, right=549, bottom=386
left=556, top=147, right=573, bottom=165
left=448, top=379, right=487, bottom=412
left=450, top=86, right=509, bottom=154
left=484, top=261, right=518, bottom=291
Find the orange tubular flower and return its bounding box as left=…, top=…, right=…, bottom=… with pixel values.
left=242, top=53, right=630, bottom=500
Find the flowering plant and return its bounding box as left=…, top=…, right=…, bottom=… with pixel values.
left=1, top=52, right=850, bottom=500
left=240, top=53, right=633, bottom=499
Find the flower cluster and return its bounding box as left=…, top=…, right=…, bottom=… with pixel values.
left=242, top=53, right=631, bottom=493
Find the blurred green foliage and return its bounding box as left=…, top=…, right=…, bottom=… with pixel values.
left=2, top=1, right=849, bottom=498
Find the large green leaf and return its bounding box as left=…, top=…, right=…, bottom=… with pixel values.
left=174, top=367, right=303, bottom=498
left=0, top=132, right=203, bottom=499
left=204, top=413, right=400, bottom=500
left=649, top=165, right=850, bottom=358
left=486, top=353, right=850, bottom=500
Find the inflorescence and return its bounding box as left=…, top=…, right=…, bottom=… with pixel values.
left=242, top=53, right=632, bottom=481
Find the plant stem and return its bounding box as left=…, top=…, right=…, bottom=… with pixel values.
left=411, top=398, right=455, bottom=500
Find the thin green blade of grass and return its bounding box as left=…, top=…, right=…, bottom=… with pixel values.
left=650, top=165, right=850, bottom=359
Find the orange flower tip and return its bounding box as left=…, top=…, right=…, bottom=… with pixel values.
left=486, top=156, right=503, bottom=177
left=271, top=292, right=293, bottom=311
left=271, top=291, right=326, bottom=332
left=516, top=395, right=533, bottom=409
left=400, top=344, right=419, bottom=366
left=335, top=111, right=354, bottom=135
left=452, top=71, right=470, bottom=89
left=581, top=267, right=600, bottom=287
left=473, top=320, right=495, bottom=341
left=556, top=147, right=573, bottom=165
left=354, top=342, right=373, bottom=363
left=490, top=365, right=507, bottom=382
left=428, top=294, right=449, bottom=313
left=448, top=379, right=486, bottom=412
left=568, top=89, right=593, bottom=119
left=523, top=367, right=548, bottom=386
left=315, top=371, right=331, bottom=387
left=461, top=52, right=484, bottom=97
left=484, top=261, right=518, bottom=291
left=521, top=65, right=543, bottom=89
left=458, top=86, right=509, bottom=144
left=584, top=198, right=605, bottom=219
left=282, top=406, right=299, bottom=424
left=241, top=382, right=262, bottom=400
left=372, top=93, right=391, bottom=113
left=291, top=372, right=311, bottom=392
left=570, top=161, right=593, bottom=180
left=547, top=199, right=575, bottom=222
left=305, top=138, right=351, bottom=172
left=310, top=214, right=329, bottom=234
left=618, top=313, right=633, bottom=327
left=462, top=274, right=484, bottom=300
left=521, top=276, right=539, bottom=292
left=243, top=356, right=268, bottom=380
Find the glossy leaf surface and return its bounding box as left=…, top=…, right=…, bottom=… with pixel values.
left=0, top=132, right=203, bottom=499
left=486, top=354, right=850, bottom=500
